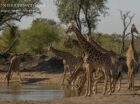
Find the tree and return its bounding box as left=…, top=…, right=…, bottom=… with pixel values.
left=120, top=11, right=134, bottom=54
left=17, top=18, right=61, bottom=54
left=99, top=33, right=122, bottom=54
left=56, top=0, right=108, bottom=34
left=0, top=0, right=40, bottom=30
left=0, top=23, right=19, bottom=52
left=32, top=18, right=57, bottom=26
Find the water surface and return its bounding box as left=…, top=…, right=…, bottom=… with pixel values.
left=0, top=84, right=64, bottom=100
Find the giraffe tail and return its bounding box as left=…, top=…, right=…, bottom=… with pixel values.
left=133, top=58, right=139, bottom=73
left=135, top=64, right=139, bottom=73
left=116, top=72, right=121, bottom=81
left=133, top=58, right=138, bottom=66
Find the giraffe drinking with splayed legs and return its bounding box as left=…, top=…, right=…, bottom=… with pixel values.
left=66, top=23, right=116, bottom=96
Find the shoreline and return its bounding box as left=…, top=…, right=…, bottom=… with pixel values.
left=0, top=72, right=140, bottom=104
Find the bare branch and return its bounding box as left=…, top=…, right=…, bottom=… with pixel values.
left=120, top=10, right=135, bottom=54
left=126, top=14, right=135, bottom=29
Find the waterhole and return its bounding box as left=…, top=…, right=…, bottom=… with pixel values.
left=0, top=84, right=77, bottom=100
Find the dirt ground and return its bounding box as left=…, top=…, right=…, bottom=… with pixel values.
left=0, top=94, right=140, bottom=104
left=0, top=56, right=140, bottom=104
left=0, top=72, right=139, bottom=104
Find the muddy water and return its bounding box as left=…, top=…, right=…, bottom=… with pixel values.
left=0, top=82, right=105, bottom=100
left=0, top=84, right=75, bottom=100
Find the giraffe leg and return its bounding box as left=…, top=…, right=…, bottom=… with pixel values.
left=7, top=70, right=13, bottom=85
left=85, top=64, right=92, bottom=97
left=4, top=72, right=9, bottom=83
left=111, top=69, right=118, bottom=94
left=67, top=63, right=83, bottom=86
left=132, top=72, right=134, bottom=90
left=74, top=63, right=84, bottom=87
left=130, top=72, right=133, bottom=89
left=85, top=69, right=89, bottom=97
left=92, top=71, right=103, bottom=95
left=117, top=75, right=122, bottom=91
left=112, top=77, right=117, bottom=93
left=3, top=74, right=6, bottom=83
left=88, top=69, right=92, bottom=96
left=18, top=71, right=21, bottom=82
left=128, top=72, right=131, bottom=89
left=75, top=74, right=82, bottom=88
left=127, top=66, right=132, bottom=89
left=92, top=71, right=98, bottom=95
left=92, top=73, right=97, bottom=95
left=69, top=66, right=74, bottom=86
left=93, top=79, right=98, bottom=95
left=68, top=65, right=72, bottom=75
left=76, top=72, right=86, bottom=96
left=84, top=63, right=91, bottom=97
left=61, top=65, right=67, bottom=86
left=77, top=69, right=86, bottom=88
left=103, top=71, right=109, bottom=95
left=108, top=77, right=113, bottom=93
left=108, top=75, right=112, bottom=95
left=103, top=76, right=107, bottom=95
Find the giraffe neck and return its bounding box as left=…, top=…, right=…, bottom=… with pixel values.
left=87, top=36, right=111, bottom=53
left=130, top=31, right=135, bottom=50
left=73, top=27, right=100, bottom=54
left=50, top=47, right=71, bottom=59
left=71, top=39, right=81, bottom=49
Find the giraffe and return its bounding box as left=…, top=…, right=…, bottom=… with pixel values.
left=63, top=36, right=100, bottom=93
left=63, top=36, right=85, bottom=57
left=63, top=34, right=123, bottom=94
left=66, top=23, right=115, bottom=96
left=86, top=34, right=124, bottom=93
left=64, top=33, right=123, bottom=95
left=63, top=34, right=117, bottom=66
left=6, top=55, right=22, bottom=85
left=86, top=34, right=116, bottom=55
left=47, top=44, right=82, bottom=85
left=67, top=61, right=84, bottom=85
left=63, top=36, right=86, bottom=87
left=63, top=36, right=81, bottom=49
left=63, top=36, right=104, bottom=83
left=76, top=35, right=123, bottom=95
left=126, top=24, right=139, bottom=90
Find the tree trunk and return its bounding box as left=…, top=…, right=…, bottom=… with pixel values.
left=3, top=33, right=20, bottom=55
left=120, top=32, right=125, bottom=54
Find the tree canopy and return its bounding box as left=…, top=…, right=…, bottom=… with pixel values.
left=56, top=0, right=108, bottom=34
left=0, top=0, right=40, bottom=30
left=16, top=18, right=61, bottom=54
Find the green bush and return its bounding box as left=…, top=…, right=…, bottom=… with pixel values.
left=0, top=19, right=139, bottom=57
left=17, top=20, right=62, bottom=54
left=0, top=23, right=19, bottom=53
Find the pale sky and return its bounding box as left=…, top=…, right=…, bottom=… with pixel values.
left=16, top=0, right=140, bottom=34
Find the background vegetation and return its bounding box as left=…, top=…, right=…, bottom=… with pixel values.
left=0, top=17, right=140, bottom=57
left=0, top=0, right=140, bottom=57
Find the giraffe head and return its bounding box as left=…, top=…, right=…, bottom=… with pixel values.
left=66, top=23, right=75, bottom=34
left=131, top=24, right=139, bottom=34
left=63, top=36, right=72, bottom=46
left=48, top=44, right=53, bottom=51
